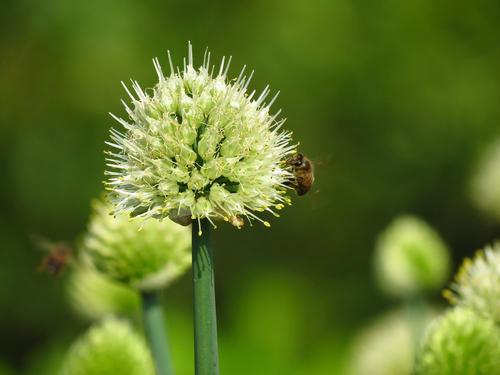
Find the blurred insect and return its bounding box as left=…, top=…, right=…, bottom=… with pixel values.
left=286, top=153, right=315, bottom=196
left=33, top=235, right=73, bottom=276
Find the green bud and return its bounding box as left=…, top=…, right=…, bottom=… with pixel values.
left=188, top=169, right=209, bottom=191
left=62, top=319, right=155, bottom=375
left=82, top=198, right=191, bottom=291
left=374, top=215, right=451, bottom=298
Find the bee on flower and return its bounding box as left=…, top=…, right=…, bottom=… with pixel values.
left=105, top=44, right=300, bottom=232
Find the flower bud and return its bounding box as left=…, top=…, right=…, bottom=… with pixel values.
left=82, top=198, right=191, bottom=291
left=374, top=215, right=451, bottom=298
left=62, top=319, right=155, bottom=375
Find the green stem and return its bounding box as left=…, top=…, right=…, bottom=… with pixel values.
left=405, top=295, right=427, bottom=350
left=192, top=219, right=219, bottom=375
left=141, top=291, right=174, bottom=375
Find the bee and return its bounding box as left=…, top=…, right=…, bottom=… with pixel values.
left=286, top=153, right=315, bottom=196
left=33, top=236, right=73, bottom=276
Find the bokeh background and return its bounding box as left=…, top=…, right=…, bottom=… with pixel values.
left=1, top=0, right=500, bottom=374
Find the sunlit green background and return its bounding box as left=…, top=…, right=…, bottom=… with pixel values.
left=1, top=0, right=500, bottom=373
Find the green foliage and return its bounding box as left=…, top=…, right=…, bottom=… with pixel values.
left=0, top=361, right=14, bottom=375
left=62, top=319, right=155, bottom=375
left=24, top=339, right=69, bottom=375
left=415, top=308, right=500, bottom=375
left=220, top=270, right=322, bottom=375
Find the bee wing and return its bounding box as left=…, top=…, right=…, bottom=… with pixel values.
left=311, top=153, right=333, bottom=168
left=30, top=233, right=56, bottom=253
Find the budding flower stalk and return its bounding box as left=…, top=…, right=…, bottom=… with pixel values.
left=105, top=43, right=296, bottom=230
left=81, top=197, right=189, bottom=375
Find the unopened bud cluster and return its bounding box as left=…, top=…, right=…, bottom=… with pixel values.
left=82, top=198, right=191, bottom=291
left=62, top=319, right=155, bottom=375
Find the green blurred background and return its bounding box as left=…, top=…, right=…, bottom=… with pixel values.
left=1, top=0, right=500, bottom=373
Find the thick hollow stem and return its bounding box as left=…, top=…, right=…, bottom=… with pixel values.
left=192, top=219, right=219, bottom=375
left=141, top=291, right=174, bottom=375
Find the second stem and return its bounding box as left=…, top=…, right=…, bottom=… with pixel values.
left=192, top=219, right=219, bottom=375
left=141, top=290, right=174, bottom=375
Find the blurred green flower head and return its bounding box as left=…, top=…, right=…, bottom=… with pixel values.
left=374, top=215, right=451, bottom=297
left=106, top=44, right=297, bottom=230
left=445, top=243, right=500, bottom=323
left=470, top=139, right=500, bottom=222
left=347, top=310, right=415, bottom=375
left=415, top=308, right=500, bottom=375
left=67, top=265, right=140, bottom=321
left=83, top=198, right=191, bottom=291
left=62, top=318, right=154, bottom=375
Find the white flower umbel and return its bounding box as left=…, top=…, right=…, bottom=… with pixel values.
left=445, top=243, right=500, bottom=323
left=105, top=44, right=297, bottom=231
left=415, top=308, right=500, bottom=375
